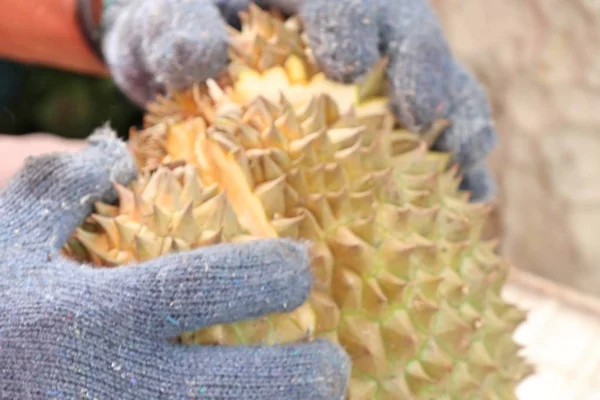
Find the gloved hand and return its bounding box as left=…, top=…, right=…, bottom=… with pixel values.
left=296, top=0, right=498, bottom=201
left=99, top=0, right=495, bottom=200
left=0, top=126, right=350, bottom=399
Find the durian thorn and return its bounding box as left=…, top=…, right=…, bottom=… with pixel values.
left=446, top=163, right=461, bottom=179
left=284, top=54, right=309, bottom=84
left=356, top=57, right=389, bottom=104
left=75, top=228, right=119, bottom=266
left=94, top=201, right=118, bottom=217
left=90, top=214, right=119, bottom=247
left=422, top=118, right=452, bottom=148
left=192, top=84, right=209, bottom=113
left=113, top=182, right=139, bottom=218
left=226, top=24, right=242, bottom=42
left=162, top=160, right=187, bottom=170
left=197, top=136, right=277, bottom=238
left=207, top=78, right=226, bottom=102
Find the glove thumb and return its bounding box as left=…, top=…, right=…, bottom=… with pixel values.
left=102, top=0, right=230, bottom=107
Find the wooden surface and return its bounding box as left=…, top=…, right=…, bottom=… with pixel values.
left=504, top=269, right=600, bottom=399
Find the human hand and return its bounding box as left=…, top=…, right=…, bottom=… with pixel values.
left=99, top=0, right=495, bottom=200
left=0, top=127, right=350, bottom=399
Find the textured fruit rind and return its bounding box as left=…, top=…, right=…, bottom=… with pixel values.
left=63, top=5, right=533, bottom=400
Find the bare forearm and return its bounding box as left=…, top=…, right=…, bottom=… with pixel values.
left=0, top=0, right=108, bottom=75
left=0, top=134, right=85, bottom=188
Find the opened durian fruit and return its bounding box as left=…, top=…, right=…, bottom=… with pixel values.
left=64, top=4, right=533, bottom=399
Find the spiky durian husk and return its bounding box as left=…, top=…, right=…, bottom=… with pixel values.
left=64, top=5, right=533, bottom=399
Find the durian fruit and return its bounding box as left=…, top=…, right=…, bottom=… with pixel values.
left=64, top=4, right=533, bottom=399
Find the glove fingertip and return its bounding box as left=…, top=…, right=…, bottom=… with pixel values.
left=460, top=163, right=497, bottom=203
left=145, top=30, right=229, bottom=90
left=307, top=339, right=352, bottom=398
left=141, top=1, right=230, bottom=91
left=300, top=0, right=380, bottom=83
left=86, top=124, right=126, bottom=155
left=228, top=238, right=314, bottom=308
left=85, top=124, right=138, bottom=184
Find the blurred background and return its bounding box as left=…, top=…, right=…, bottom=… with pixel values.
left=431, top=0, right=600, bottom=299
left=431, top=2, right=600, bottom=397
left=0, top=59, right=141, bottom=140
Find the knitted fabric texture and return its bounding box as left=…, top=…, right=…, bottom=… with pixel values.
left=0, top=127, right=350, bottom=399
left=101, top=0, right=497, bottom=201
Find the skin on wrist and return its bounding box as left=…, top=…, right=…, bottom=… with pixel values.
left=0, top=0, right=109, bottom=76
left=0, top=134, right=86, bottom=188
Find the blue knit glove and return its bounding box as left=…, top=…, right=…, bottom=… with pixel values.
left=288, top=0, right=498, bottom=201
left=0, top=127, right=350, bottom=399
left=100, top=0, right=495, bottom=201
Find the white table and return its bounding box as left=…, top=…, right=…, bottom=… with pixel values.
left=504, top=269, right=600, bottom=399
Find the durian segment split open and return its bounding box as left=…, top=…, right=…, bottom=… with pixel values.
left=63, top=4, right=533, bottom=400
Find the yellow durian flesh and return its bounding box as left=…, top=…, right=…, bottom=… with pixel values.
left=63, top=5, right=533, bottom=400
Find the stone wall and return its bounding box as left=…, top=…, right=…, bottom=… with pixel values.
left=429, top=0, right=600, bottom=297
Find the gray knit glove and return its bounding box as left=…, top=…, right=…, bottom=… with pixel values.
left=100, top=0, right=495, bottom=201
left=0, top=127, right=350, bottom=399
left=296, top=0, right=498, bottom=201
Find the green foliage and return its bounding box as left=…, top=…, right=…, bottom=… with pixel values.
left=0, top=61, right=142, bottom=139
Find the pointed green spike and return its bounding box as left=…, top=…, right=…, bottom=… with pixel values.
left=356, top=57, right=388, bottom=103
